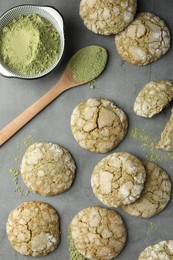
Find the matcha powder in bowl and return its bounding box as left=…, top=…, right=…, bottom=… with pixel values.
left=0, top=5, right=64, bottom=78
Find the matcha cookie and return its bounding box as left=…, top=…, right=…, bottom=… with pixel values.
left=122, top=161, right=171, bottom=218
left=134, top=80, right=173, bottom=118
left=21, top=142, right=76, bottom=196
left=79, top=0, right=137, bottom=35
left=71, top=98, right=128, bottom=153
left=115, top=12, right=170, bottom=65
left=91, top=152, right=146, bottom=207
left=70, top=206, right=127, bottom=259
left=138, top=240, right=173, bottom=260
left=157, top=109, right=173, bottom=151
left=6, top=201, right=60, bottom=256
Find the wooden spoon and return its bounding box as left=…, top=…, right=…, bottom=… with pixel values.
left=0, top=46, right=107, bottom=146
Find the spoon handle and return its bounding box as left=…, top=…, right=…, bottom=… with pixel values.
left=0, top=76, right=74, bottom=146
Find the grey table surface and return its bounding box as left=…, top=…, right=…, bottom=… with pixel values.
left=0, top=0, right=173, bottom=259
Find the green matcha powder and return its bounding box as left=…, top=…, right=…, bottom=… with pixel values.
left=68, top=45, right=107, bottom=83
left=0, top=14, right=61, bottom=75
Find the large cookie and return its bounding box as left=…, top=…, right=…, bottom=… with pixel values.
left=70, top=206, right=127, bottom=259
left=138, top=240, right=173, bottom=260
left=134, top=80, right=173, bottom=118
left=6, top=201, right=60, bottom=256
left=71, top=98, right=128, bottom=153
left=115, top=12, right=170, bottom=65
left=21, top=142, right=76, bottom=196
left=79, top=0, right=137, bottom=35
left=91, top=152, right=146, bottom=207
left=122, top=161, right=171, bottom=218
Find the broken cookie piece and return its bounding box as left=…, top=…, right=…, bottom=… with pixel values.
left=157, top=109, right=173, bottom=151
left=71, top=98, right=128, bottom=153
left=79, top=0, right=137, bottom=35
left=91, top=152, right=146, bottom=207
left=115, top=12, right=170, bottom=65
left=6, top=201, right=60, bottom=256
left=21, top=142, right=76, bottom=196
left=70, top=206, right=127, bottom=259
left=134, top=80, right=173, bottom=118
left=122, top=161, right=171, bottom=218
left=138, top=240, right=173, bottom=260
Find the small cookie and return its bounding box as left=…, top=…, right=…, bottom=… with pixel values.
left=79, top=0, right=137, bottom=35
left=138, top=240, right=173, bottom=260
left=6, top=201, right=60, bottom=256
left=134, top=80, right=173, bottom=118
left=115, top=12, right=170, bottom=65
left=157, top=109, right=173, bottom=151
left=71, top=98, right=128, bottom=153
left=21, top=142, right=76, bottom=196
left=70, top=206, right=127, bottom=259
left=122, top=161, right=171, bottom=218
left=91, top=152, right=146, bottom=207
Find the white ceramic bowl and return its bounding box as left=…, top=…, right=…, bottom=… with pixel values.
left=0, top=5, right=65, bottom=79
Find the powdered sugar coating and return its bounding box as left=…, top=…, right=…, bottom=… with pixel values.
left=21, top=142, right=76, bottom=196
left=79, top=0, right=137, bottom=35
left=71, top=98, right=128, bottom=153
left=91, top=152, right=146, bottom=207
left=157, top=109, right=173, bottom=151
left=122, top=161, right=171, bottom=218
left=134, top=80, right=173, bottom=118
left=70, top=206, right=127, bottom=259
left=6, top=201, right=60, bottom=256
left=115, top=12, right=170, bottom=65
left=138, top=240, right=173, bottom=260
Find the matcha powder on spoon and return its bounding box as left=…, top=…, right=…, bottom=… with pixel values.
left=0, top=14, right=61, bottom=75
left=68, top=45, right=108, bottom=83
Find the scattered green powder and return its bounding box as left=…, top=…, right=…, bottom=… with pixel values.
left=9, top=168, right=20, bottom=184
left=89, top=79, right=96, bottom=89
left=68, top=45, right=107, bottom=83
left=9, top=133, right=33, bottom=195
left=129, top=127, right=173, bottom=163
left=0, top=14, right=60, bottom=75
left=148, top=221, right=156, bottom=230
left=22, top=134, right=34, bottom=148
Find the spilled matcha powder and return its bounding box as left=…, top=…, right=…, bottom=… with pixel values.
left=9, top=134, right=34, bottom=195
left=0, top=14, right=60, bottom=75
left=129, top=127, right=173, bottom=163
left=68, top=45, right=107, bottom=83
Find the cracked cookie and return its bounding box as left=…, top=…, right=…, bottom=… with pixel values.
left=91, top=152, right=146, bottom=207
left=134, top=80, right=173, bottom=118
left=79, top=0, right=137, bottom=35
left=157, top=109, right=173, bottom=151
left=6, top=201, right=60, bottom=256
left=70, top=206, right=127, bottom=259
left=122, top=161, right=171, bottom=218
left=138, top=240, right=173, bottom=260
left=21, top=142, right=76, bottom=196
left=71, top=98, right=128, bottom=153
left=115, top=12, right=170, bottom=65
